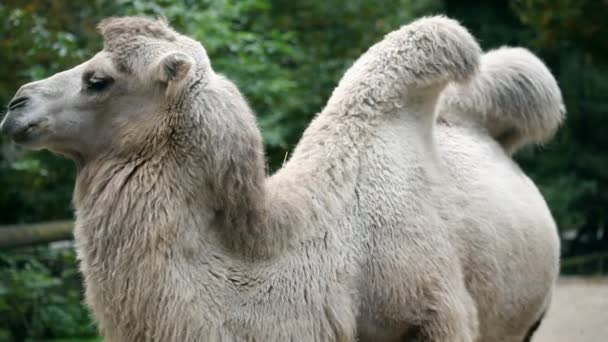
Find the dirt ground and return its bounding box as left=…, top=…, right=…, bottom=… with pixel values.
left=535, top=277, right=608, bottom=342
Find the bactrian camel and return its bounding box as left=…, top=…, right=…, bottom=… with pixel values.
left=1, top=16, right=563, bottom=341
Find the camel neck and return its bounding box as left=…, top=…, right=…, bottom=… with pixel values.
left=73, top=151, right=214, bottom=255
left=71, top=114, right=271, bottom=262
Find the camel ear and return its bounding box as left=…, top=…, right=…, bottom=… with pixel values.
left=154, top=52, right=194, bottom=84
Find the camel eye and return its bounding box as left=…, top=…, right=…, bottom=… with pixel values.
left=84, top=73, right=114, bottom=92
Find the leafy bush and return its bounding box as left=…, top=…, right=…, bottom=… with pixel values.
left=0, top=246, right=96, bottom=341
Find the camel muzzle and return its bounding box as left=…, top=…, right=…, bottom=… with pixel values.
left=0, top=100, right=46, bottom=144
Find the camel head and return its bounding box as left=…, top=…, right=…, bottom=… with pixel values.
left=1, top=17, right=211, bottom=163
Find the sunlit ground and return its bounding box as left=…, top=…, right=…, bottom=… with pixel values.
left=49, top=277, right=608, bottom=342
left=536, top=277, right=608, bottom=342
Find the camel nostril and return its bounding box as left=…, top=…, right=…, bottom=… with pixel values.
left=8, top=96, right=29, bottom=111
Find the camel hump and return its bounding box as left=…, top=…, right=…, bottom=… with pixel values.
left=438, top=47, right=565, bottom=155
left=383, top=15, right=481, bottom=87
left=326, top=16, right=481, bottom=117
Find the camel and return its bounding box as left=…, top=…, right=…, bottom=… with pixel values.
left=0, top=16, right=563, bottom=341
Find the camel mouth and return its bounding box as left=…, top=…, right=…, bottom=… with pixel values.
left=11, top=121, right=47, bottom=146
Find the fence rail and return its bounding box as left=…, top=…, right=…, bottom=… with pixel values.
left=0, top=220, right=73, bottom=249
left=561, top=252, right=608, bottom=275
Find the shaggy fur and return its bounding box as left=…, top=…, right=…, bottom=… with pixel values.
left=437, top=47, right=565, bottom=154
left=0, top=16, right=561, bottom=342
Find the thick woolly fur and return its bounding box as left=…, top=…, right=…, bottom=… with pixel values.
left=1, top=16, right=561, bottom=342
left=438, top=47, right=565, bottom=154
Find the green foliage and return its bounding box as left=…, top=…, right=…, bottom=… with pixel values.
left=513, top=0, right=608, bottom=60
left=0, top=247, right=96, bottom=341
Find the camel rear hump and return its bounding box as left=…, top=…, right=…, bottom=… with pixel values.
left=437, top=47, right=565, bottom=154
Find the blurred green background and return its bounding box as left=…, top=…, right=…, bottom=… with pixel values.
left=0, top=0, right=606, bottom=340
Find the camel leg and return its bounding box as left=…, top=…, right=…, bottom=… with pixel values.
left=522, top=312, right=545, bottom=342
left=413, top=286, right=479, bottom=342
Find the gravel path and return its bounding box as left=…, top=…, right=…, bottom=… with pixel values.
left=535, top=277, right=608, bottom=342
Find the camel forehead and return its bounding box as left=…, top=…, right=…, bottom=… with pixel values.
left=99, top=17, right=178, bottom=42
left=97, top=17, right=184, bottom=73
